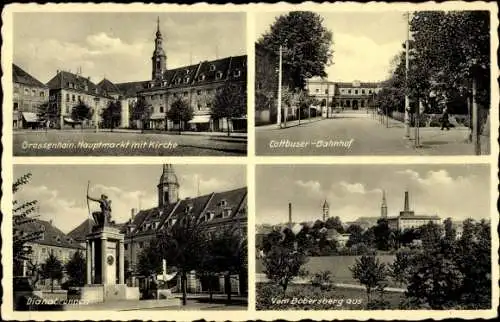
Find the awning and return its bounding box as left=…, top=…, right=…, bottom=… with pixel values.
left=188, top=115, right=211, bottom=123
left=22, top=112, right=39, bottom=123
left=63, top=117, right=82, bottom=124
left=150, top=114, right=165, bottom=120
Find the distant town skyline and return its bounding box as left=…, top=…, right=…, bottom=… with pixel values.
left=13, top=164, right=246, bottom=233
left=13, top=12, right=246, bottom=83
left=256, top=165, right=490, bottom=225
left=255, top=11, right=407, bottom=82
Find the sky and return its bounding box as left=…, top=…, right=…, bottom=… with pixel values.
left=255, top=11, right=408, bottom=82
left=256, top=164, right=491, bottom=225
left=13, top=164, right=246, bottom=233
left=13, top=12, right=246, bottom=84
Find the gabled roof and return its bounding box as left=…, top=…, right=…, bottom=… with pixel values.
left=97, top=78, right=121, bottom=95
left=46, top=70, right=103, bottom=96
left=67, top=219, right=93, bottom=243
left=115, top=81, right=148, bottom=98
left=21, top=219, right=83, bottom=250
left=13, top=64, right=47, bottom=88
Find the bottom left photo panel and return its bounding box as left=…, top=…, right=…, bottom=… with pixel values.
left=11, top=163, right=248, bottom=311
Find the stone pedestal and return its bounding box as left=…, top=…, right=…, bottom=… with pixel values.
left=83, top=225, right=139, bottom=302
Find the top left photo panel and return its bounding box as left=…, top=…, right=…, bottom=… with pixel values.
left=9, top=10, right=248, bottom=156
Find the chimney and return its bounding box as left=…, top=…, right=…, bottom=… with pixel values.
left=49, top=219, right=53, bottom=226
left=404, top=191, right=409, bottom=212
left=131, top=208, right=136, bottom=220
left=288, top=203, right=292, bottom=229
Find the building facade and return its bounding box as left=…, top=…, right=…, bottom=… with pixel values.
left=384, top=190, right=441, bottom=231
left=13, top=64, right=49, bottom=129
left=18, top=219, right=84, bottom=290
left=333, top=80, right=382, bottom=110
left=137, top=19, right=247, bottom=132
left=46, top=70, right=116, bottom=129
left=306, top=78, right=335, bottom=117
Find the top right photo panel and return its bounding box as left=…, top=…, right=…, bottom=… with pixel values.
left=255, top=10, right=492, bottom=156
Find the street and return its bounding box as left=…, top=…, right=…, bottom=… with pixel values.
left=256, top=111, right=486, bottom=156
left=13, top=130, right=247, bottom=156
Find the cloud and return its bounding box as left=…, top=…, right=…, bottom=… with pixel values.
left=295, top=180, right=322, bottom=195
left=339, top=181, right=366, bottom=194
left=328, top=32, right=402, bottom=82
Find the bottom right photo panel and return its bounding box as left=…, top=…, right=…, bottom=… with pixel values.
left=255, top=164, right=492, bottom=311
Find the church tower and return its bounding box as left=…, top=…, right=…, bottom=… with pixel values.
left=381, top=190, right=388, bottom=218
left=322, top=200, right=329, bottom=222
left=152, top=17, right=167, bottom=81
left=158, top=164, right=179, bottom=208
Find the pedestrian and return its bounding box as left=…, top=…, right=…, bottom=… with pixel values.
left=440, top=106, right=450, bottom=131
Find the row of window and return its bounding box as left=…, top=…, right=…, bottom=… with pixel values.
left=14, top=85, right=47, bottom=97
left=314, top=88, right=375, bottom=95
left=149, top=69, right=242, bottom=89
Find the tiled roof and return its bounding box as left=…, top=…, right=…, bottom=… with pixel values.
left=13, top=64, right=47, bottom=88
left=46, top=70, right=110, bottom=97
left=67, top=219, right=93, bottom=243
left=115, top=81, right=148, bottom=98
left=21, top=219, right=83, bottom=250
left=97, top=78, right=122, bottom=95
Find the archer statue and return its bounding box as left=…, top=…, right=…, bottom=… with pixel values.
left=87, top=193, right=113, bottom=229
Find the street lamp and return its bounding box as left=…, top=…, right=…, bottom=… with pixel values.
left=404, top=11, right=411, bottom=138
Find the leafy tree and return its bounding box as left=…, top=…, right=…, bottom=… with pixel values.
left=419, top=222, right=443, bottom=250
left=137, top=243, right=163, bottom=278
left=346, top=224, right=364, bottom=247
left=207, top=226, right=247, bottom=301
left=41, top=252, right=64, bottom=292
left=166, top=97, right=194, bottom=134
left=71, top=99, right=93, bottom=129
left=257, top=11, right=334, bottom=89
left=37, top=101, right=59, bottom=125
left=350, top=255, right=388, bottom=303
left=262, top=244, right=308, bottom=294
left=388, top=249, right=415, bottom=287
left=131, top=97, right=152, bottom=132
left=65, top=251, right=86, bottom=287
left=374, top=218, right=391, bottom=251
left=325, top=216, right=344, bottom=233
left=13, top=173, right=43, bottom=276
left=101, top=100, right=122, bottom=131
left=362, top=227, right=376, bottom=249
left=310, top=270, right=334, bottom=291
left=212, top=82, right=247, bottom=135
left=155, top=214, right=208, bottom=305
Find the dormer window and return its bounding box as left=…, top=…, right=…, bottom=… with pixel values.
left=163, top=81, right=168, bottom=87
left=216, top=71, right=223, bottom=80
left=222, top=208, right=231, bottom=218
left=233, top=69, right=241, bottom=78
left=176, top=78, right=181, bottom=85
left=209, top=64, right=216, bottom=71
left=198, top=74, right=206, bottom=81
left=184, top=77, right=190, bottom=84
left=185, top=69, right=190, bottom=75
left=220, top=199, right=227, bottom=207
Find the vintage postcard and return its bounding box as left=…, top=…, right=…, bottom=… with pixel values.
left=8, top=10, right=247, bottom=156
left=1, top=1, right=498, bottom=322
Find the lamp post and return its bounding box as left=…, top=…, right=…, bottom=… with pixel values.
left=404, top=12, right=411, bottom=138
left=277, top=45, right=283, bottom=129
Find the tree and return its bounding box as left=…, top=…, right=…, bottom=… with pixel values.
left=137, top=243, right=163, bottom=278
left=37, top=101, right=59, bottom=125
left=155, top=214, right=208, bottom=305
left=346, top=224, right=364, bottom=247
left=41, top=252, right=64, bottom=293
left=325, top=216, right=344, bottom=233
left=71, top=99, right=93, bottom=129
left=257, top=11, right=334, bottom=89
left=262, top=244, right=308, bottom=294
left=166, top=97, right=194, bottom=134
left=374, top=218, right=391, bottom=251
left=350, top=255, right=388, bottom=303
left=131, top=97, right=152, bottom=132
left=208, top=226, right=247, bottom=301
left=13, top=173, right=43, bottom=276
left=101, top=100, right=122, bottom=131
left=388, top=249, right=414, bottom=287
left=212, top=82, right=247, bottom=135
left=65, top=251, right=86, bottom=287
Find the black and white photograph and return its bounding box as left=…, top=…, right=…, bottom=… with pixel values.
left=12, top=12, right=247, bottom=156
left=256, top=164, right=492, bottom=310
left=255, top=10, right=491, bottom=156
left=12, top=164, right=247, bottom=311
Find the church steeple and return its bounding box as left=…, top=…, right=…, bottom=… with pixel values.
left=152, top=16, right=167, bottom=81
left=322, top=200, right=329, bottom=222
left=381, top=190, right=388, bottom=218
left=158, top=164, right=179, bottom=208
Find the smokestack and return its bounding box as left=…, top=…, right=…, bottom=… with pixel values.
left=404, top=191, right=409, bottom=212
left=288, top=203, right=292, bottom=229
left=131, top=208, right=136, bottom=220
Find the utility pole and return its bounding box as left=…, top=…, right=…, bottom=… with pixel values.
left=404, top=12, right=411, bottom=138
left=277, top=45, right=282, bottom=129
left=415, top=99, right=422, bottom=148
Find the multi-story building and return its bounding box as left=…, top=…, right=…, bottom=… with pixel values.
left=385, top=190, right=441, bottom=231
left=13, top=64, right=49, bottom=129
left=68, top=164, right=247, bottom=295
left=306, top=78, right=335, bottom=117
left=46, top=70, right=116, bottom=129
left=17, top=219, right=84, bottom=289
left=333, top=80, right=382, bottom=110
left=138, top=19, right=247, bottom=132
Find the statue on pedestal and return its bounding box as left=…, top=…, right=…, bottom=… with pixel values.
left=87, top=193, right=112, bottom=229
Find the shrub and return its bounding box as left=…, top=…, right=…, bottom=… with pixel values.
left=256, top=283, right=285, bottom=310
left=310, top=270, right=334, bottom=291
